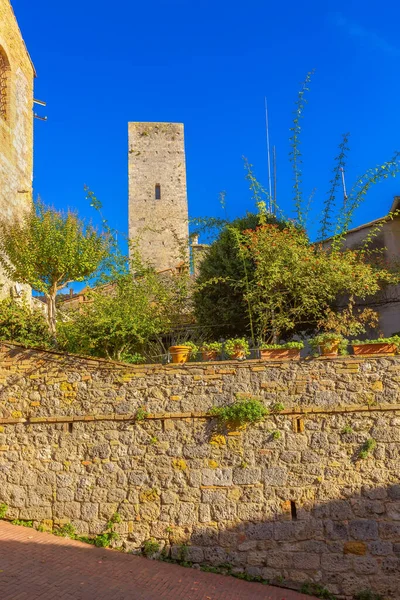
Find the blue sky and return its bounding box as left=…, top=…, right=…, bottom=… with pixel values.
left=13, top=0, right=400, bottom=243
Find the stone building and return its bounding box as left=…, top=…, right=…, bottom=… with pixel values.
left=128, top=122, right=189, bottom=272
left=327, top=197, right=400, bottom=337
left=0, top=0, right=35, bottom=295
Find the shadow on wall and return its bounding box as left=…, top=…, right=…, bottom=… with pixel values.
left=153, top=483, right=400, bottom=600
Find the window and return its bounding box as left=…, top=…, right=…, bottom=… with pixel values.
left=0, top=46, right=10, bottom=121
left=155, top=183, right=161, bottom=200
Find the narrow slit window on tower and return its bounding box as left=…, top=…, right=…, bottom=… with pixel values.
left=290, top=501, right=297, bottom=520
left=155, top=183, right=161, bottom=200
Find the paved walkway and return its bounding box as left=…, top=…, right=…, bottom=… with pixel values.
left=0, top=521, right=314, bottom=600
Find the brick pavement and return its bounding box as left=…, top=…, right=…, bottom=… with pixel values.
left=0, top=521, right=315, bottom=600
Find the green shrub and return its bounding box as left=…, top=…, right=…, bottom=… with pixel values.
left=143, top=538, right=160, bottom=557
left=224, top=338, right=250, bottom=358
left=210, top=396, right=268, bottom=427
left=200, top=341, right=223, bottom=352
left=309, top=333, right=348, bottom=355
left=0, top=297, right=52, bottom=349
left=359, top=438, right=376, bottom=459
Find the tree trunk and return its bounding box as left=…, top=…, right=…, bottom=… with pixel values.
left=46, top=292, right=57, bottom=343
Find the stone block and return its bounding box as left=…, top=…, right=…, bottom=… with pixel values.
left=264, top=467, right=287, bottom=486
left=232, top=468, right=261, bottom=485
left=349, top=519, right=379, bottom=541
left=202, top=468, right=232, bottom=487
left=344, top=541, right=366, bottom=555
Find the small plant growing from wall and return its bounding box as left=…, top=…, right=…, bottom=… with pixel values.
left=210, top=394, right=268, bottom=428
left=135, top=407, right=148, bottom=421
left=272, top=430, right=281, bottom=440
left=0, top=503, right=7, bottom=519
left=354, top=591, right=385, bottom=600
left=359, top=439, right=377, bottom=460
left=143, top=538, right=160, bottom=557
left=341, top=424, right=354, bottom=435
left=301, top=581, right=337, bottom=599
left=271, top=402, right=285, bottom=413
left=93, top=512, right=121, bottom=547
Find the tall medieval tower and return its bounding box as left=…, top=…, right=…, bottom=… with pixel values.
left=0, top=0, right=35, bottom=295
left=128, top=122, right=189, bottom=272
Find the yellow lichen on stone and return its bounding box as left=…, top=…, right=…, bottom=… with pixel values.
left=11, top=410, right=22, bottom=418
left=208, top=459, right=219, bottom=469
left=209, top=434, right=226, bottom=447
left=172, top=458, right=187, bottom=471
left=139, top=488, right=159, bottom=502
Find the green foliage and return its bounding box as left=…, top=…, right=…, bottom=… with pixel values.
left=260, top=341, right=304, bottom=350
left=359, top=438, right=377, bottom=459
left=0, top=199, right=109, bottom=337
left=142, top=538, right=160, bottom=557
left=210, top=396, right=268, bottom=427
left=135, top=407, right=148, bottom=421
left=0, top=297, right=52, bottom=349
left=301, top=582, right=337, bottom=599
left=341, top=425, right=354, bottom=434
left=183, top=341, right=199, bottom=360
left=120, top=352, right=146, bottom=364
left=271, top=402, right=285, bottom=413
left=200, top=341, right=223, bottom=352
left=58, top=251, right=183, bottom=361
left=354, top=590, right=385, bottom=600
left=93, top=512, right=121, bottom=547
left=0, top=503, right=7, bottom=519
left=224, top=337, right=250, bottom=358
left=272, top=430, right=282, bottom=440
left=240, top=223, right=392, bottom=342
left=309, top=333, right=348, bottom=355
left=54, top=523, right=76, bottom=538
left=193, top=212, right=285, bottom=339
left=289, top=71, right=314, bottom=228
left=11, top=519, right=33, bottom=528
left=353, top=336, right=400, bottom=347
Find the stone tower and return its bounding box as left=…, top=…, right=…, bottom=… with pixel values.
left=0, top=0, right=35, bottom=295
left=128, top=122, right=189, bottom=272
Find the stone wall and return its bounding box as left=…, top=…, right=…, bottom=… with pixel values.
left=0, top=342, right=400, bottom=599
left=128, top=122, right=189, bottom=272
left=0, top=0, right=34, bottom=296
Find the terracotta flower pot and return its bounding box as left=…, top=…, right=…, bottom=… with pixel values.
left=319, top=340, right=340, bottom=357
left=169, top=346, right=191, bottom=364
left=352, top=343, right=397, bottom=356
left=260, top=348, right=301, bottom=361
left=202, top=350, right=218, bottom=362
left=230, top=348, right=246, bottom=360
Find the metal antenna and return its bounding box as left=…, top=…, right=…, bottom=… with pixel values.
left=264, top=97, right=272, bottom=213
left=340, top=167, right=348, bottom=207
left=272, top=145, right=277, bottom=214
left=33, top=98, right=47, bottom=121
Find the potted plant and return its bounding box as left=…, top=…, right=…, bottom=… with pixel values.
left=224, top=338, right=250, bottom=360
left=309, top=333, right=348, bottom=357
left=352, top=336, right=400, bottom=356
left=200, top=342, right=223, bottom=362
left=259, top=341, right=304, bottom=360
left=168, top=341, right=198, bottom=364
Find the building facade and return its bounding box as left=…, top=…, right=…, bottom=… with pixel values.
left=0, top=0, right=34, bottom=295
left=128, top=122, right=189, bottom=272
